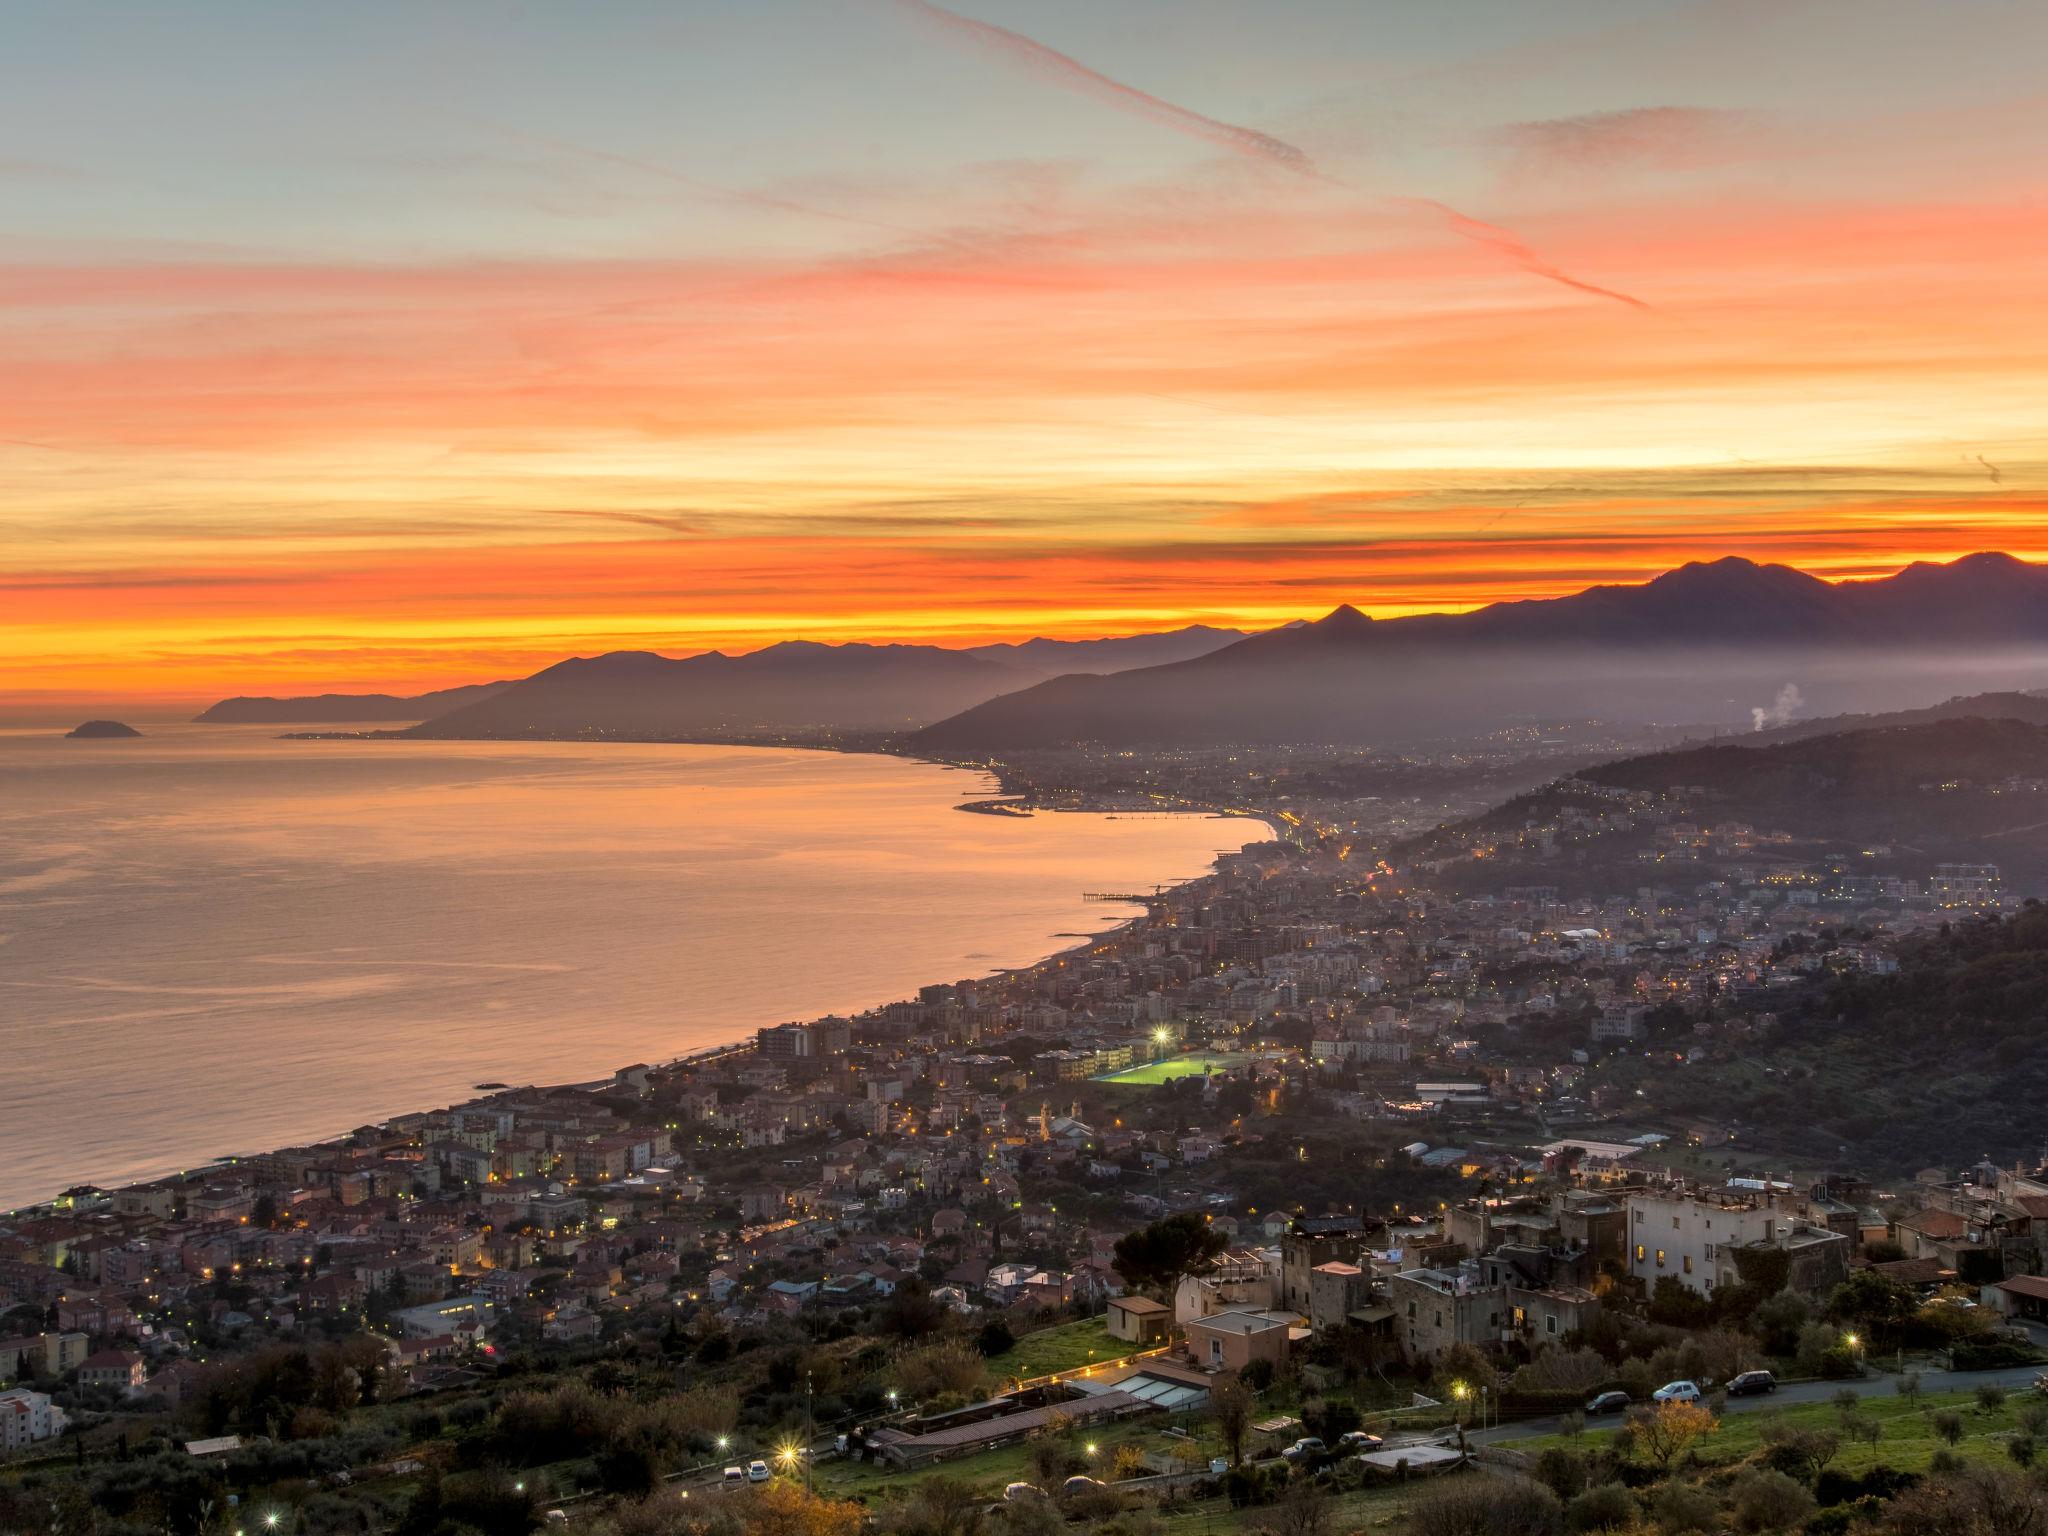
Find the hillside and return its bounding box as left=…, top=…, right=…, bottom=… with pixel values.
left=1403, top=717, right=2048, bottom=896
left=407, top=643, right=1027, bottom=739
left=195, top=681, right=510, bottom=723
left=914, top=553, right=2048, bottom=750
left=1640, top=909, right=2048, bottom=1173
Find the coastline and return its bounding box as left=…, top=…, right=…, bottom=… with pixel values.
left=3, top=736, right=1281, bottom=1215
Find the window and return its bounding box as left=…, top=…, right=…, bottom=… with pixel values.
left=1656, top=1248, right=1666, bottom=1267
left=1672, top=1216, right=1681, bottom=1229
left=1547, top=1316, right=1558, bottom=1334
left=1635, top=1243, right=1646, bottom=1262
left=1705, top=1243, right=1716, bottom=1260
left=1682, top=1254, right=1693, bottom=1274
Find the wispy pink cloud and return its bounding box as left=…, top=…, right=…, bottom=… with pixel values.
left=892, top=0, right=1320, bottom=178
left=889, top=0, right=1650, bottom=311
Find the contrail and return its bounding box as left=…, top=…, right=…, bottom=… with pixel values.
left=1403, top=199, right=1653, bottom=312
left=893, top=0, right=1320, bottom=178
left=892, top=0, right=1649, bottom=311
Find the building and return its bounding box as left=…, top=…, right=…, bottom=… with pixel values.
left=1106, top=1294, right=1171, bottom=1346
left=0, top=1388, right=64, bottom=1450
left=1388, top=1269, right=1506, bottom=1362
left=1182, top=1309, right=1294, bottom=1374
left=76, top=1350, right=146, bottom=1395
left=1280, top=1216, right=1363, bottom=1314
left=1626, top=1188, right=1849, bottom=1299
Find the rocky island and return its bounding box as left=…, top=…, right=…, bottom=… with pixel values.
left=65, top=719, right=142, bottom=738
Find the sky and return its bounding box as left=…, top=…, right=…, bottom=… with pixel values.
left=4, top=0, right=2047, bottom=708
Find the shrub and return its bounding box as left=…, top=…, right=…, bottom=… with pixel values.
left=977, top=1319, right=1016, bottom=1357
left=1951, top=1340, right=2041, bottom=1371
left=1532, top=1448, right=1589, bottom=1500
left=1648, top=1480, right=1720, bottom=1534
left=1728, top=1469, right=1815, bottom=1533
left=2010, top=1432, right=2038, bottom=1469
left=1558, top=1412, right=1585, bottom=1440
left=1896, top=1371, right=1921, bottom=1403
left=1929, top=1448, right=1965, bottom=1475
left=1240, top=1358, right=1276, bottom=1392
left=1407, top=1476, right=1564, bottom=1536
left=1564, top=1482, right=1637, bottom=1533
left=1932, top=1410, right=1964, bottom=1446
left=1978, top=1382, right=2009, bottom=1413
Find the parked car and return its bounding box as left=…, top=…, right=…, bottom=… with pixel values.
left=1338, top=1431, right=1384, bottom=1451
left=1282, top=1437, right=1327, bottom=1461
left=1727, top=1370, right=1778, bottom=1397
left=1061, top=1476, right=1107, bottom=1496
left=746, top=1460, right=771, bottom=1483
left=1209, top=1457, right=1230, bottom=1475
left=723, top=1466, right=746, bottom=1484
left=1003, top=1482, right=1046, bottom=1503
left=1586, top=1391, right=1631, bottom=1415
left=1653, top=1380, right=1702, bottom=1405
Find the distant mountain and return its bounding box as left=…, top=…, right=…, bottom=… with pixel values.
left=407, top=642, right=1026, bottom=739
left=963, top=625, right=1246, bottom=673
left=914, top=554, right=2048, bottom=751
left=196, top=682, right=510, bottom=724
left=66, top=719, right=140, bottom=739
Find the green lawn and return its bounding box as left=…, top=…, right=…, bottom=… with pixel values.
left=815, top=1419, right=1206, bottom=1503
left=986, top=1317, right=1123, bottom=1382
left=1096, top=1053, right=1250, bottom=1085
left=1516, top=1388, right=2040, bottom=1477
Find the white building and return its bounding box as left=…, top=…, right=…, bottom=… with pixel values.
left=0, top=1388, right=65, bottom=1450
left=1626, top=1190, right=1795, bottom=1297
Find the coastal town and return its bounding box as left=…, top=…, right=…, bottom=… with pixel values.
left=6, top=732, right=2047, bottom=1534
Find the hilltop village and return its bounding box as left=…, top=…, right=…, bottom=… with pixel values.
left=6, top=732, right=2048, bottom=1533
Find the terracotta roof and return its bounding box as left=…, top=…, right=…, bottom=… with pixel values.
left=1998, top=1276, right=2048, bottom=1302
left=1898, top=1208, right=1968, bottom=1238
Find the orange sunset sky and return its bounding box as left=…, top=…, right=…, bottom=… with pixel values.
left=4, top=0, right=2046, bottom=712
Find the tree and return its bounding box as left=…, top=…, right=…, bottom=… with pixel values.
left=1933, top=1410, right=1964, bottom=1446
left=1260, top=1481, right=1334, bottom=1536
left=1409, top=1477, right=1564, bottom=1536
left=1829, top=1270, right=1917, bottom=1335
left=878, top=1279, right=949, bottom=1340
left=1729, top=1470, right=1814, bottom=1534
left=1111, top=1212, right=1225, bottom=1295
left=740, top=1481, right=865, bottom=1536
left=1759, top=1419, right=1840, bottom=1484
left=1626, top=1400, right=1716, bottom=1471
left=976, top=1319, right=1015, bottom=1358
left=1211, top=1375, right=1255, bottom=1468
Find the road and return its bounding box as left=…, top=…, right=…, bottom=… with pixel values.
left=1471, top=1361, right=2048, bottom=1446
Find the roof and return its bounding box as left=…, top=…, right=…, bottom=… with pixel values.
left=1187, top=1309, right=1292, bottom=1336
left=1899, top=1208, right=1969, bottom=1238
left=1110, top=1295, right=1168, bottom=1314
left=1998, top=1275, right=2048, bottom=1301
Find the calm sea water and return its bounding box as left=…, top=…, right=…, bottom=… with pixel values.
left=0, top=726, right=1252, bottom=1209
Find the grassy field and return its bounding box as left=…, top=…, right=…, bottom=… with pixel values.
left=814, top=1418, right=1210, bottom=1503
left=1096, top=1052, right=1250, bottom=1085
left=986, top=1317, right=1121, bottom=1381
left=1517, top=1387, right=2041, bottom=1476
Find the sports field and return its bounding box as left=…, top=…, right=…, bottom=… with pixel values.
left=1096, top=1052, right=1250, bottom=1084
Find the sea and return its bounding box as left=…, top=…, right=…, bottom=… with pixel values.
left=0, top=725, right=1255, bottom=1210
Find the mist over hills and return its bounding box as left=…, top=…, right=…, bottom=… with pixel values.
left=914, top=554, right=2048, bottom=751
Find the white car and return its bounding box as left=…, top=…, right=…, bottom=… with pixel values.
left=747, top=1460, right=771, bottom=1483
left=1652, top=1380, right=1702, bottom=1405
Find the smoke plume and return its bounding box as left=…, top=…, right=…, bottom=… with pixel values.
left=1750, top=682, right=1804, bottom=732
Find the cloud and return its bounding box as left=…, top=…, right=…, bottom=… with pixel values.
left=891, top=0, right=1321, bottom=178
left=1495, top=106, right=1760, bottom=176
left=889, top=0, right=1648, bottom=310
